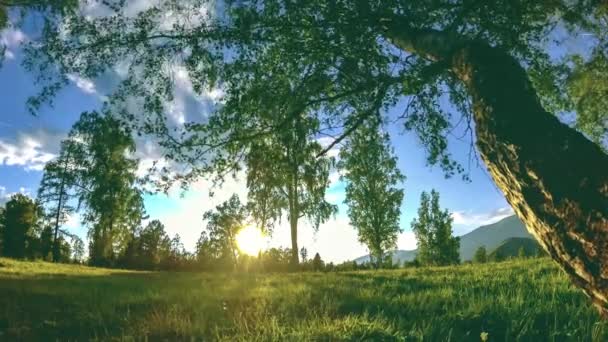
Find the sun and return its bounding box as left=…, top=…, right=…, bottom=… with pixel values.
left=236, top=225, right=266, bottom=256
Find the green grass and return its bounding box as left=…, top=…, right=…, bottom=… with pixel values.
left=0, top=257, right=605, bottom=341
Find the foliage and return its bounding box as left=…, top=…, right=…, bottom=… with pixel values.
left=38, top=224, right=53, bottom=260
left=0, top=194, right=41, bottom=259
left=412, top=190, right=460, bottom=266
left=567, top=50, right=608, bottom=146
left=0, top=0, right=77, bottom=67
left=473, top=246, right=488, bottom=264
left=22, top=1, right=608, bottom=180
left=115, top=220, right=196, bottom=271
left=339, top=119, right=404, bottom=268
left=136, top=220, right=171, bottom=269
left=312, top=252, right=324, bottom=271
left=243, top=110, right=337, bottom=265
left=257, top=247, right=293, bottom=273
left=70, top=235, right=85, bottom=263
left=0, top=193, right=78, bottom=262
left=37, top=138, right=83, bottom=262
left=0, top=257, right=606, bottom=340
left=198, top=194, right=247, bottom=270
left=67, top=111, right=145, bottom=266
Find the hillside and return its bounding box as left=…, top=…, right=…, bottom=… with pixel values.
left=353, top=248, right=418, bottom=265
left=354, top=215, right=532, bottom=264
left=0, top=257, right=604, bottom=340
left=458, top=215, right=532, bottom=260
left=489, top=237, right=542, bottom=260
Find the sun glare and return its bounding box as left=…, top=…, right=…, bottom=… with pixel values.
left=236, top=226, right=266, bottom=256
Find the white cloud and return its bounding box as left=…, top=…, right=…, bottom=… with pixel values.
left=4, top=50, right=15, bottom=60
left=67, top=74, right=97, bottom=95
left=1, top=28, right=27, bottom=61
left=133, top=138, right=168, bottom=178
left=164, top=64, right=222, bottom=125
left=0, top=186, right=33, bottom=204
left=0, top=129, right=64, bottom=171
left=451, top=206, right=514, bottom=227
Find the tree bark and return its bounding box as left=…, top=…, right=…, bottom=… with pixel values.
left=385, top=24, right=608, bottom=315
left=52, top=148, right=71, bottom=262
left=288, top=184, right=300, bottom=267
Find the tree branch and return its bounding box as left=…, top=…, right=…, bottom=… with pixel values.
left=316, top=83, right=388, bottom=158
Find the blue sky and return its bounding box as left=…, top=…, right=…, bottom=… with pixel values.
left=0, top=13, right=521, bottom=263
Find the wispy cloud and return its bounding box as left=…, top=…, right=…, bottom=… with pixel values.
left=67, top=74, right=98, bottom=95
left=451, top=206, right=514, bottom=227
left=1, top=28, right=27, bottom=61
left=0, top=129, right=65, bottom=171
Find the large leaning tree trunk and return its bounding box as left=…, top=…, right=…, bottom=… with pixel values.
left=384, top=20, right=608, bottom=315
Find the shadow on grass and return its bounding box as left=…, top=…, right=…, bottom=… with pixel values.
left=0, top=273, right=184, bottom=340
left=0, top=271, right=266, bottom=340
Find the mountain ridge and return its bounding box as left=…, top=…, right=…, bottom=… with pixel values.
left=353, top=214, right=534, bottom=264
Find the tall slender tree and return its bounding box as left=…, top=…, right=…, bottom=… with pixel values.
left=37, top=139, right=83, bottom=262
left=339, top=119, right=404, bottom=268
left=412, top=190, right=460, bottom=266
left=22, top=1, right=608, bottom=313
left=244, top=112, right=337, bottom=266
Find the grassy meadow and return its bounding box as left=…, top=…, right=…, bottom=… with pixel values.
left=0, top=257, right=606, bottom=341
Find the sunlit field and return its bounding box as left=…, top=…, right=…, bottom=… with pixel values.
left=0, top=257, right=605, bottom=341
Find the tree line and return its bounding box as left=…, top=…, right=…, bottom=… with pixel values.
left=0, top=110, right=464, bottom=271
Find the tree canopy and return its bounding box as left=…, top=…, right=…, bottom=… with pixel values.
left=23, top=1, right=606, bottom=159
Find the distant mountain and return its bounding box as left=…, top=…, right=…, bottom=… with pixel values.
left=488, top=237, right=541, bottom=259
left=353, top=215, right=533, bottom=264
left=353, top=249, right=417, bottom=265
left=458, top=215, right=532, bottom=261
